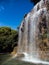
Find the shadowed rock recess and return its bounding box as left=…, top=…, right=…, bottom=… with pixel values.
left=17, top=0, right=49, bottom=64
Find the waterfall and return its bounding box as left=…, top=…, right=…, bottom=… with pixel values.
left=17, top=0, right=49, bottom=64
left=18, top=13, right=30, bottom=54
left=30, top=0, right=45, bottom=15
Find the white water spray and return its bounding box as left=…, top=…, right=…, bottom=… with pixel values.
left=17, top=0, right=49, bottom=64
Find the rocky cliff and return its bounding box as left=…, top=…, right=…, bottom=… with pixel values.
left=18, top=0, right=49, bottom=62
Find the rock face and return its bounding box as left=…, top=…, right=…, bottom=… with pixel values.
left=18, top=0, right=49, bottom=62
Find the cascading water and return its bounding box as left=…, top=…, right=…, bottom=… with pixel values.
left=17, top=0, right=49, bottom=64
left=18, top=13, right=30, bottom=54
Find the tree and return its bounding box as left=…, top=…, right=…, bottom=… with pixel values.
left=0, top=27, right=18, bottom=53
left=30, top=0, right=40, bottom=5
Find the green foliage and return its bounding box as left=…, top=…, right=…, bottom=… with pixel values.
left=0, top=27, right=18, bottom=53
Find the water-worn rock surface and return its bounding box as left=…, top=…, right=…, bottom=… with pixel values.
left=17, top=0, right=49, bottom=64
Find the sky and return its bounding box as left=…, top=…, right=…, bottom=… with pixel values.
left=0, top=0, right=34, bottom=30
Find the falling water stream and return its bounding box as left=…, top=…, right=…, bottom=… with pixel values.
left=17, top=0, right=49, bottom=64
